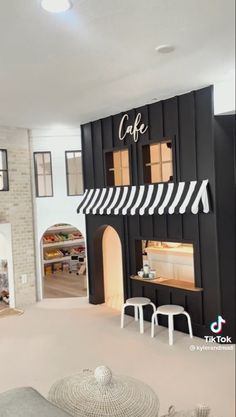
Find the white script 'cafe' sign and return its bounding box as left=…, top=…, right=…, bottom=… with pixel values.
left=118, top=113, right=148, bottom=143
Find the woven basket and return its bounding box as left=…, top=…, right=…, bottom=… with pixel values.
left=49, top=366, right=159, bottom=417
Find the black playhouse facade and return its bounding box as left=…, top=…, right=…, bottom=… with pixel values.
left=78, top=86, right=235, bottom=342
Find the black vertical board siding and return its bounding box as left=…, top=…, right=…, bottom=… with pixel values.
left=125, top=109, right=138, bottom=185
left=142, top=283, right=157, bottom=321
left=140, top=216, right=153, bottom=239
left=148, top=101, right=164, bottom=140
left=195, top=86, right=221, bottom=324
left=171, top=290, right=186, bottom=308
left=153, top=215, right=168, bottom=239
left=92, top=120, right=104, bottom=188
left=102, top=117, right=113, bottom=149
left=156, top=287, right=170, bottom=326
left=113, top=113, right=123, bottom=148
left=135, top=105, right=149, bottom=142
left=167, top=215, right=183, bottom=240
left=178, top=92, right=199, bottom=263
left=131, top=280, right=144, bottom=298
left=186, top=292, right=203, bottom=325
left=178, top=92, right=197, bottom=180
left=163, top=96, right=182, bottom=239
left=171, top=291, right=188, bottom=332
left=182, top=214, right=197, bottom=240
left=81, top=123, right=94, bottom=189
left=136, top=106, right=149, bottom=184
left=127, top=216, right=141, bottom=274
left=192, top=239, right=202, bottom=289
left=121, top=109, right=136, bottom=144
left=214, top=115, right=236, bottom=341
left=163, top=97, right=178, bottom=138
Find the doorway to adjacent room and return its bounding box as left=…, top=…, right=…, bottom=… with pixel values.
left=41, top=223, right=87, bottom=299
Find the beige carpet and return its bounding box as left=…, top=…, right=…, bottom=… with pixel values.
left=0, top=298, right=235, bottom=417
left=0, top=308, right=24, bottom=318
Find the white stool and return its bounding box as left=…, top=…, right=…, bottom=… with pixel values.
left=151, top=304, right=193, bottom=345
left=121, top=297, right=157, bottom=334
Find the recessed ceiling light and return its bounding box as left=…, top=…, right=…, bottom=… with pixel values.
left=155, top=45, right=175, bottom=54
left=41, top=0, right=72, bottom=13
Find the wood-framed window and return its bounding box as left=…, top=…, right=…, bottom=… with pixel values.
left=105, top=148, right=130, bottom=186
left=65, top=151, right=83, bottom=196
left=143, top=140, right=173, bottom=184
left=0, top=150, right=9, bottom=191
left=34, top=152, right=53, bottom=197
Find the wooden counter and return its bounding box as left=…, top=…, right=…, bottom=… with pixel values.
left=130, top=275, right=203, bottom=292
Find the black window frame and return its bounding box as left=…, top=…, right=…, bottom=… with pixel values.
left=104, top=146, right=132, bottom=187
left=65, top=150, right=84, bottom=196
left=141, top=136, right=177, bottom=185
left=33, top=151, right=54, bottom=198
left=0, top=149, right=9, bottom=192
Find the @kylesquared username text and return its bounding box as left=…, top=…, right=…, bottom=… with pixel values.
left=189, top=344, right=234, bottom=352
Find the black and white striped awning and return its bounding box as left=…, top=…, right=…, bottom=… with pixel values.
left=77, top=180, right=210, bottom=216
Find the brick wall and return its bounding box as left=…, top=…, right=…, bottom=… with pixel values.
left=0, top=127, right=36, bottom=306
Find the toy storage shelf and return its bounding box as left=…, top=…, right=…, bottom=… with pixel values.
left=43, top=239, right=84, bottom=249
left=43, top=255, right=72, bottom=265
left=46, top=225, right=76, bottom=233
left=42, top=224, right=85, bottom=272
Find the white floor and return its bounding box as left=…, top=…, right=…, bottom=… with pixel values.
left=0, top=298, right=235, bottom=417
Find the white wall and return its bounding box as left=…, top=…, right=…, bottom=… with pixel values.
left=30, top=128, right=86, bottom=301
left=214, top=74, right=235, bottom=115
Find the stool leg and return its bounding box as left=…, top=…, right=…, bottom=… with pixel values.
left=150, top=303, right=158, bottom=325
left=182, top=311, right=193, bottom=338
left=168, top=315, right=174, bottom=346
left=121, top=304, right=127, bottom=329
left=151, top=312, right=158, bottom=338
left=139, top=306, right=144, bottom=334
left=134, top=305, right=139, bottom=321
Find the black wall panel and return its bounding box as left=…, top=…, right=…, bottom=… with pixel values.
left=148, top=101, right=164, bottom=140
left=92, top=120, right=104, bottom=188
left=81, top=86, right=235, bottom=341
left=81, top=123, right=94, bottom=189
left=178, top=92, right=197, bottom=181
left=113, top=113, right=123, bottom=148
left=214, top=115, right=236, bottom=341
left=101, top=117, right=113, bottom=149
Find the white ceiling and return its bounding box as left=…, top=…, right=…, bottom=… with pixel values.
left=0, top=0, right=235, bottom=129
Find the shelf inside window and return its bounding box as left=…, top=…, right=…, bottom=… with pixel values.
left=130, top=275, right=203, bottom=292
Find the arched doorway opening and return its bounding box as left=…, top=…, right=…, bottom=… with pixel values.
left=93, top=225, right=124, bottom=310
left=41, top=223, right=87, bottom=299
left=102, top=226, right=124, bottom=310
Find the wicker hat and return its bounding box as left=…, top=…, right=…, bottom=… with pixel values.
left=48, top=365, right=160, bottom=417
